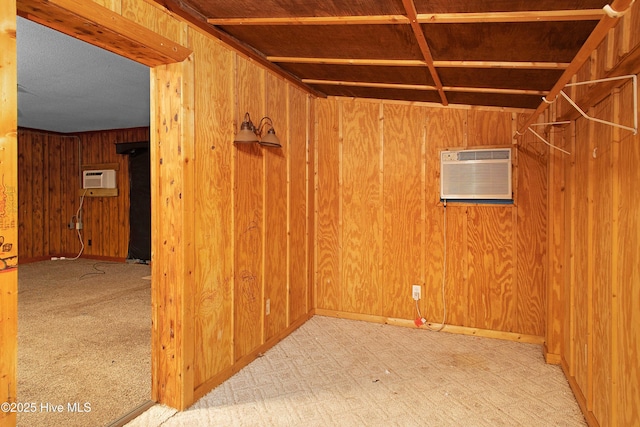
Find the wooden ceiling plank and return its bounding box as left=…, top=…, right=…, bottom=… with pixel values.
left=417, top=9, right=605, bottom=23
left=302, top=79, right=437, bottom=91
left=268, top=56, right=570, bottom=70
left=444, top=86, right=546, bottom=96
left=268, top=57, right=427, bottom=66
left=207, top=15, right=410, bottom=25
left=303, top=79, right=546, bottom=96
left=516, top=0, right=636, bottom=136
left=17, top=0, right=192, bottom=67
left=434, top=60, right=570, bottom=69
left=401, top=0, right=448, bottom=105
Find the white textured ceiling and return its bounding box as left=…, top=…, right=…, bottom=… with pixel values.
left=17, top=17, right=150, bottom=133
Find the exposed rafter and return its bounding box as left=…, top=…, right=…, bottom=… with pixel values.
left=302, top=79, right=546, bottom=96
left=417, top=9, right=604, bottom=23
left=207, top=10, right=604, bottom=26
left=401, top=0, right=447, bottom=105
left=267, top=56, right=570, bottom=70
left=208, top=15, right=409, bottom=25
left=516, top=0, right=637, bottom=136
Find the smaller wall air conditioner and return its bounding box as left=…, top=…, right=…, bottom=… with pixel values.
left=82, top=169, right=117, bottom=189
left=440, top=148, right=512, bottom=200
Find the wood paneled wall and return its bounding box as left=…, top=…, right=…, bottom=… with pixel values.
left=315, top=98, right=548, bottom=340
left=9, top=0, right=316, bottom=412
left=17, top=127, right=149, bottom=261
left=546, top=3, right=640, bottom=425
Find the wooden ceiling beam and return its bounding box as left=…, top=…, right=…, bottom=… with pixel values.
left=17, top=0, right=192, bottom=67
left=208, top=15, right=409, bottom=26
left=516, top=0, right=636, bottom=136
left=434, top=60, right=570, bottom=70
left=268, top=56, right=570, bottom=69
left=207, top=10, right=604, bottom=26
left=417, top=9, right=604, bottom=24
left=268, top=57, right=427, bottom=66
left=302, top=79, right=546, bottom=96
left=401, top=0, right=448, bottom=105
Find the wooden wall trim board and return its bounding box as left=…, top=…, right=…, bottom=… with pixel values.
left=0, top=2, right=18, bottom=426
left=315, top=309, right=545, bottom=345
left=16, top=0, right=191, bottom=67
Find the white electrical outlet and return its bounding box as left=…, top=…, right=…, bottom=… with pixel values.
left=265, top=298, right=271, bottom=316
left=412, top=285, right=421, bottom=301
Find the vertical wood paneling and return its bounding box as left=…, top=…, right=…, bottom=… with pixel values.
left=288, top=87, right=308, bottom=322
left=573, top=116, right=590, bottom=397
left=18, top=131, right=32, bottom=258
left=234, top=56, right=265, bottom=360
left=16, top=0, right=315, bottom=413
left=516, top=143, right=547, bottom=337
left=316, top=99, right=341, bottom=311
left=264, top=73, right=288, bottom=341
left=191, top=30, right=234, bottom=388
left=468, top=110, right=512, bottom=146
left=0, top=4, right=18, bottom=425
left=592, top=98, right=614, bottom=426
left=424, top=108, right=468, bottom=324
left=547, top=127, right=566, bottom=359
left=617, top=80, right=640, bottom=427
left=315, top=100, right=546, bottom=337
left=17, top=128, right=145, bottom=261
left=381, top=103, right=423, bottom=319
left=307, top=97, right=315, bottom=312
left=564, top=124, right=576, bottom=373
left=49, top=136, right=63, bottom=255
left=341, top=100, right=381, bottom=315
left=467, top=206, right=514, bottom=331
left=31, top=133, right=45, bottom=256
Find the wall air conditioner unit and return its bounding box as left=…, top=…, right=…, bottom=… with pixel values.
left=82, top=169, right=117, bottom=189
left=440, top=148, right=512, bottom=200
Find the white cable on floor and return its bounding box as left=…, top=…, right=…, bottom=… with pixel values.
left=418, top=201, right=447, bottom=332
left=67, top=189, right=87, bottom=260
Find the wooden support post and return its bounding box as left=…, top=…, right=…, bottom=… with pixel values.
left=150, top=53, right=196, bottom=410
left=0, top=2, right=18, bottom=426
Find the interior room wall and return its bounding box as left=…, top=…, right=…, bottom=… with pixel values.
left=314, top=99, right=548, bottom=340
left=546, top=4, right=640, bottom=425
left=11, top=0, right=317, bottom=410
left=17, top=127, right=149, bottom=261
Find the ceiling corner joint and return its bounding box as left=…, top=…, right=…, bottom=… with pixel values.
left=603, top=0, right=636, bottom=18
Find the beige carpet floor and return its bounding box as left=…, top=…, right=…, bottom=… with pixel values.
left=17, top=259, right=152, bottom=427
left=127, top=315, right=585, bottom=426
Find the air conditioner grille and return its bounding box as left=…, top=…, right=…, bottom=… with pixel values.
left=440, top=148, right=512, bottom=200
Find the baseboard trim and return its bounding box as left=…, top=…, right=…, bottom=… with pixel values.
left=192, top=311, right=314, bottom=402
left=561, top=359, right=599, bottom=426
left=544, top=344, right=562, bottom=364
left=315, top=309, right=545, bottom=345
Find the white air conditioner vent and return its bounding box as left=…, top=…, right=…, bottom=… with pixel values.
left=82, top=169, right=117, bottom=189
left=440, top=148, right=512, bottom=200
